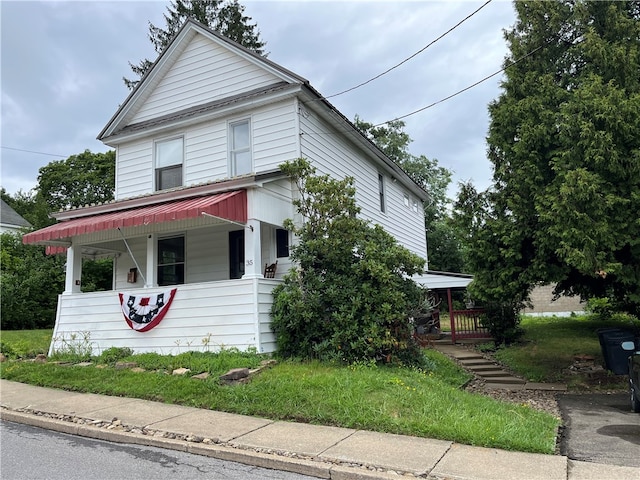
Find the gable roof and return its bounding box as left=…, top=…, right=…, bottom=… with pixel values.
left=98, top=19, right=305, bottom=142
left=0, top=199, right=31, bottom=229
left=98, top=19, right=429, bottom=202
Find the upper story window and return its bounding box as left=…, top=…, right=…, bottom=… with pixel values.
left=403, top=193, right=410, bottom=208
left=155, top=137, right=183, bottom=191
left=378, top=173, right=385, bottom=213
left=229, top=119, right=252, bottom=177
left=412, top=199, right=420, bottom=213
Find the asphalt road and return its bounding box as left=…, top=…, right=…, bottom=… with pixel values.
left=0, top=421, right=317, bottom=480
left=558, top=392, right=640, bottom=468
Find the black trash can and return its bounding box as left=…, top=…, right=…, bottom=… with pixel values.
left=596, top=328, right=636, bottom=375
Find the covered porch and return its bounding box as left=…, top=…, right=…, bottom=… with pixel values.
left=413, top=271, right=491, bottom=343
left=22, top=188, right=290, bottom=355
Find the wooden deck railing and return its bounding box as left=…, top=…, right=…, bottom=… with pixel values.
left=449, top=308, right=491, bottom=343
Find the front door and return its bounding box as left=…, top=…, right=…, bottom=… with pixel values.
left=229, top=230, right=245, bottom=279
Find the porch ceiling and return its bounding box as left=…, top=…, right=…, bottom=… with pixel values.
left=413, top=270, right=473, bottom=290
left=23, top=190, right=246, bottom=245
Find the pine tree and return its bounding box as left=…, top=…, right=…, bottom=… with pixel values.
left=457, top=1, right=640, bottom=316
left=124, top=0, right=267, bottom=90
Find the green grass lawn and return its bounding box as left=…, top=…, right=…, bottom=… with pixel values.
left=490, top=313, right=638, bottom=389
left=0, top=329, right=52, bottom=358
left=0, top=329, right=559, bottom=454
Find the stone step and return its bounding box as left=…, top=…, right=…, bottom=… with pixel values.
left=465, top=364, right=501, bottom=372
left=458, top=359, right=494, bottom=366
left=484, top=383, right=525, bottom=390
left=481, top=376, right=526, bottom=385
left=438, top=351, right=484, bottom=361
left=476, top=370, right=515, bottom=378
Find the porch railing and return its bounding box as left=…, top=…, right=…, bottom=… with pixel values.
left=449, top=308, right=490, bottom=343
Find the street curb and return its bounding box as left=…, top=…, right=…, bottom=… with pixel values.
left=1, top=409, right=400, bottom=480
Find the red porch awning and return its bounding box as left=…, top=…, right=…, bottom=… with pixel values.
left=23, top=190, right=247, bottom=245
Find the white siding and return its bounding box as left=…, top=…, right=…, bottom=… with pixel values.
left=114, top=100, right=298, bottom=200
left=185, top=122, right=227, bottom=183
left=252, top=102, right=299, bottom=171
left=116, top=140, right=153, bottom=199
left=131, top=34, right=281, bottom=124
left=186, top=227, right=230, bottom=283
left=299, top=110, right=427, bottom=260
left=50, top=279, right=281, bottom=355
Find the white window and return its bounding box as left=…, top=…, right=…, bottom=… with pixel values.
left=412, top=199, right=420, bottom=213
left=155, top=137, right=183, bottom=191
left=403, top=194, right=410, bottom=208
left=229, top=119, right=252, bottom=177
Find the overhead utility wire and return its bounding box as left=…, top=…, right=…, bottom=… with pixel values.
left=374, top=41, right=549, bottom=127
left=323, top=0, right=493, bottom=100
left=1, top=146, right=66, bottom=158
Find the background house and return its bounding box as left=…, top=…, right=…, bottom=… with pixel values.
left=1, top=199, right=31, bottom=234
left=23, top=20, right=430, bottom=355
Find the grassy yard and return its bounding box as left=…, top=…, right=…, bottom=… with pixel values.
left=0, top=329, right=52, bottom=358
left=0, top=329, right=559, bottom=454
left=488, top=313, right=638, bottom=389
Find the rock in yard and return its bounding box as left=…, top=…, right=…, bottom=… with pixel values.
left=172, top=367, right=191, bottom=375
left=220, top=368, right=249, bottom=381
left=115, top=361, right=138, bottom=369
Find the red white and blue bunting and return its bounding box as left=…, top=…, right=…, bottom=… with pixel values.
left=118, top=289, right=177, bottom=332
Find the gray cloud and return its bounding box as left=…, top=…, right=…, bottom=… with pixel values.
left=1, top=0, right=516, bottom=197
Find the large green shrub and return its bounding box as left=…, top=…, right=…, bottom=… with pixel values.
left=480, top=301, right=524, bottom=346
left=1, top=233, right=65, bottom=329
left=271, top=159, right=427, bottom=366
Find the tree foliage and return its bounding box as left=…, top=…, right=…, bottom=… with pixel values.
left=270, top=159, right=427, bottom=365
left=36, top=149, right=115, bottom=213
left=455, top=0, right=640, bottom=317
left=1, top=150, right=117, bottom=328
left=124, top=0, right=267, bottom=89
left=353, top=116, right=464, bottom=272
left=1, top=233, right=65, bottom=329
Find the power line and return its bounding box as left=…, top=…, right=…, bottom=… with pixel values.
left=373, top=42, right=549, bottom=127
left=323, top=0, right=493, bottom=100
left=1, top=146, right=66, bottom=158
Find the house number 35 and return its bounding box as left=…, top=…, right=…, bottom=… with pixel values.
left=246, top=260, right=254, bottom=266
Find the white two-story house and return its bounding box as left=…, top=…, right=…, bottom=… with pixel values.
left=23, top=19, right=429, bottom=355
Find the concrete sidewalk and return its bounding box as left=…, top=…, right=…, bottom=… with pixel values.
left=1, top=379, right=638, bottom=480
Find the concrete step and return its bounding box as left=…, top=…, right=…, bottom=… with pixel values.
left=458, top=359, right=493, bottom=366
left=484, top=383, right=526, bottom=390
left=481, top=376, right=526, bottom=385
left=476, top=370, right=515, bottom=378
left=465, top=365, right=501, bottom=372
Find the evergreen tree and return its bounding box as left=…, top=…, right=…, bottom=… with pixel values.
left=457, top=1, right=640, bottom=316
left=124, top=0, right=267, bottom=89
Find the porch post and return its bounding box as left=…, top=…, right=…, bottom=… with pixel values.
left=447, top=288, right=456, bottom=344
left=145, top=234, right=156, bottom=287
left=63, top=243, right=83, bottom=294
left=243, top=219, right=262, bottom=278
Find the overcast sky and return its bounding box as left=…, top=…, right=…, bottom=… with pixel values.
left=1, top=0, right=517, bottom=199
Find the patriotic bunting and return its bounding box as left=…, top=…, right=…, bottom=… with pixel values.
left=118, top=288, right=177, bottom=332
